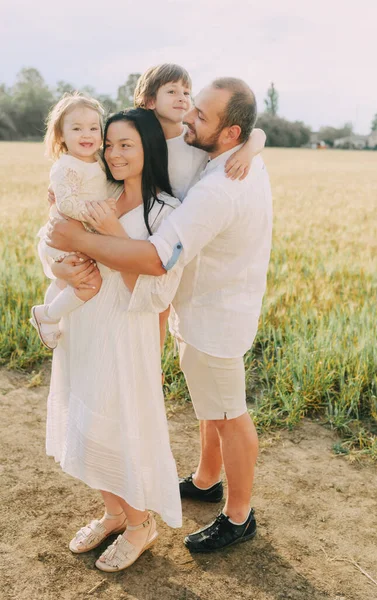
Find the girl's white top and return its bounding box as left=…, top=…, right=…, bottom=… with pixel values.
left=39, top=153, right=121, bottom=265
left=50, top=153, right=111, bottom=222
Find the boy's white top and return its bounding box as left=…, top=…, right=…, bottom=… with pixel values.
left=166, top=126, right=208, bottom=201
left=140, top=147, right=273, bottom=358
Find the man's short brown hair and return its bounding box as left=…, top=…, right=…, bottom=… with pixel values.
left=212, top=77, right=257, bottom=143
left=134, top=63, right=192, bottom=108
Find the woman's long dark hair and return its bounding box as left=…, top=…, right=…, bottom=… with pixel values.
left=103, top=108, right=173, bottom=235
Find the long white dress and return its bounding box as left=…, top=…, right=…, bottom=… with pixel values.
left=43, top=194, right=183, bottom=528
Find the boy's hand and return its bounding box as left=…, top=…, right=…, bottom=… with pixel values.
left=225, top=153, right=250, bottom=181
left=225, top=128, right=266, bottom=181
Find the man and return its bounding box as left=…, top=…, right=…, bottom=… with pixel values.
left=47, top=77, right=272, bottom=552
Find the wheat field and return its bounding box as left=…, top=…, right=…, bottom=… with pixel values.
left=1, top=142, right=376, bottom=456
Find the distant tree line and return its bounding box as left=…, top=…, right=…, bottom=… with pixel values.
left=0, top=68, right=141, bottom=141
left=1, top=70, right=374, bottom=148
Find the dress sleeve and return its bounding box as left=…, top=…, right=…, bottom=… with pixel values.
left=126, top=197, right=184, bottom=313
left=127, top=253, right=184, bottom=313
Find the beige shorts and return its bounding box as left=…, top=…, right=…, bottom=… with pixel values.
left=178, top=341, right=247, bottom=421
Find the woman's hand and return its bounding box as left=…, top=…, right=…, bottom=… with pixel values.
left=82, top=200, right=126, bottom=237
left=51, top=253, right=100, bottom=290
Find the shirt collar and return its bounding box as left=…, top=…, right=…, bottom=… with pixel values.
left=200, top=144, right=243, bottom=178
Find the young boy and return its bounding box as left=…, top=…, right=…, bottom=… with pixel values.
left=133, top=63, right=266, bottom=201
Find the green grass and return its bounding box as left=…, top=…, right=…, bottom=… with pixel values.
left=1, top=142, right=377, bottom=458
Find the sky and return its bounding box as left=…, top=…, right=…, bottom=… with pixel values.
left=2, top=0, right=376, bottom=134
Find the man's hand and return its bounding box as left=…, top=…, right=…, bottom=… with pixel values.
left=51, top=253, right=100, bottom=290
left=46, top=216, right=86, bottom=252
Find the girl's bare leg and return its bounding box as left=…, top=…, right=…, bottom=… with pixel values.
left=116, top=497, right=150, bottom=548
left=99, top=490, right=127, bottom=533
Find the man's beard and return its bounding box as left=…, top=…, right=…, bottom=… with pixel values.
left=184, top=126, right=221, bottom=153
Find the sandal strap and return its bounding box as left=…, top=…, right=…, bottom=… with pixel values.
left=126, top=514, right=151, bottom=531
left=104, top=510, right=125, bottom=521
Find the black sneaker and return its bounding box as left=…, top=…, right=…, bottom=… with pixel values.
left=179, top=474, right=224, bottom=503
left=184, top=509, right=256, bottom=553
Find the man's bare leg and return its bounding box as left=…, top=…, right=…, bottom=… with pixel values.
left=193, top=420, right=223, bottom=488
left=214, top=412, right=258, bottom=523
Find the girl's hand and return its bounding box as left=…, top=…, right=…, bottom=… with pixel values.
left=83, top=200, right=125, bottom=237
left=51, top=253, right=100, bottom=290
left=225, top=128, right=266, bottom=181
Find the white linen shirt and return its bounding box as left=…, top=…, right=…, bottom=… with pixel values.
left=133, top=146, right=273, bottom=358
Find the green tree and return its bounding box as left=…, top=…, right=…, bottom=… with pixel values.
left=117, top=73, right=141, bottom=108
left=11, top=67, right=54, bottom=139
left=318, top=122, right=353, bottom=147
left=0, top=85, right=17, bottom=140
left=256, top=114, right=311, bottom=147
left=55, top=80, right=75, bottom=99
left=97, top=94, right=117, bottom=116
left=264, top=82, right=279, bottom=116
left=81, top=85, right=97, bottom=98
left=371, top=113, right=377, bottom=131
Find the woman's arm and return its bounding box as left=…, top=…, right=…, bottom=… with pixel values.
left=83, top=200, right=141, bottom=291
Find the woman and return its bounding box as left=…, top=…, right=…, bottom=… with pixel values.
left=40, top=109, right=183, bottom=572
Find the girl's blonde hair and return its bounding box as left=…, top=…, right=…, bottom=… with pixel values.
left=44, top=92, right=105, bottom=160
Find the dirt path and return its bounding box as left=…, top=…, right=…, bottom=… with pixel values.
left=1, top=368, right=376, bottom=600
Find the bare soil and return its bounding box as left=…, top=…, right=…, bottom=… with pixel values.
left=1, top=367, right=376, bottom=600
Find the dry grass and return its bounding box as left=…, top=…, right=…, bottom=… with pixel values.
left=1, top=142, right=376, bottom=455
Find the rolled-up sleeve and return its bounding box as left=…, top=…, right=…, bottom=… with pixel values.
left=127, top=254, right=184, bottom=313
left=148, top=177, right=234, bottom=268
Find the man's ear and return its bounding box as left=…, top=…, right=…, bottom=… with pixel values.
left=226, top=125, right=242, bottom=143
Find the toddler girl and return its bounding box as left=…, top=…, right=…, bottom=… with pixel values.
left=31, top=92, right=118, bottom=349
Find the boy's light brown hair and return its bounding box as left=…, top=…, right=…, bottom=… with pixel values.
left=134, top=64, right=192, bottom=108
left=44, top=92, right=104, bottom=160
